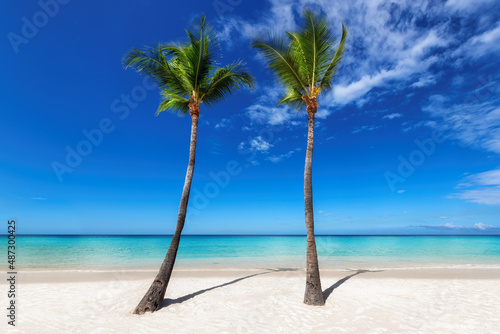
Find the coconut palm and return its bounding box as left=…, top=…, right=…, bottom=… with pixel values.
left=252, top=9, right=347, bottom=306
left=124, top=16, right=254, bottom=314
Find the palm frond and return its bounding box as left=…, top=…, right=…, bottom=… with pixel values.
left=125, top=15, right=254, bottom=115
left=287, top=31, right=311, bottom=85
left=200, top=61, right=254, bottom=107
left=252, top=34, right=308, bottom=95
left=161, top=44, right=196, bottom=93
left=156, top=89, right=190, bottom=115
left=298, top=9, right=335, bottom=88
left=253, top=9, right=347, bottom=110
left=319, top=22, right=348, bottom=91
left=183, top=16, right=219, bottom=95
left=278, top=87, right=305, bottom=111
left=123, top=44, right=187, bottom=96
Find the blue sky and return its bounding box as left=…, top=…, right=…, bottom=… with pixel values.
left=1, top=0, right=499, bottom=234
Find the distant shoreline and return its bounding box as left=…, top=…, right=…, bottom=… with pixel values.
left=3, top=234, right=500, bottom=237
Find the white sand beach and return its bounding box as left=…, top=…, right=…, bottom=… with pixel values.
left=2, top=268, right=500, bottom=333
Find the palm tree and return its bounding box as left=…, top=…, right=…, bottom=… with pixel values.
left=252, top=9, right=347, bottom=306
left=124, top=16, right=254, bottom=314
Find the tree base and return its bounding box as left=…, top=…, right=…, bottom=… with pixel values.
left=303, top=282, right=325, bottom=306
left=133, top=280, right=167, bottom=314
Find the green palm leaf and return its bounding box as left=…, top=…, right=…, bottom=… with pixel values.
left=299, top=9, right=334, bottom=87
left=201, top=61, right=254, bottom=107
left=123, top=44, right=186, bottom=96
left=252, top=34, right=308, bottom=95
left=319, top=23, right=348, bottom=91
left=253, top=9, right=348, bottom=109
left=124, top=15, right=254, bottom=116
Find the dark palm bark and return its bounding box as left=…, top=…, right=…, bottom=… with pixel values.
left=302, top=95, right=325, bottom=306
left=133, top=103, right=200, bottom=314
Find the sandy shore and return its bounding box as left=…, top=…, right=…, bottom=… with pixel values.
left=2, top=268, right=500, bottom=333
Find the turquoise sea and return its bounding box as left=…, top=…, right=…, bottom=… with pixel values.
left=6, top=235, right=500, bottom=271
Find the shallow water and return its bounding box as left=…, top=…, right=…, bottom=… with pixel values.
left=8, top=235, right=500, bottom=271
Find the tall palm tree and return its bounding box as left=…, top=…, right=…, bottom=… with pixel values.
left=124, top=16, right=254, bottom=314
left=252, top=9, right=347, bottom=306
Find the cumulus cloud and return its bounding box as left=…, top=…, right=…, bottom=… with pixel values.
left=244, top=136, right=273, bottom=152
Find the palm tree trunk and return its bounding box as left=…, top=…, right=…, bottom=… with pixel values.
left=303, top=97, right=325, bottom=306
left=133, top=109, right=199, bottom=314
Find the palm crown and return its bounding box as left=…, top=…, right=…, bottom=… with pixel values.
left=124, top=16, right=254, bottom=115
left=252, top=9, right=347, bottom=110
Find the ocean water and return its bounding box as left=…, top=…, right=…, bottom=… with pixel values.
left=6, top=235, right=500, bottom=271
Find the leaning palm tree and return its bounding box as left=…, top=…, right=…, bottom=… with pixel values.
left=252, top=9, right=347, bottom=306
left=124, top=16, right=254, bottom=314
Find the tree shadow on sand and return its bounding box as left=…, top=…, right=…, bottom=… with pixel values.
left=162, top=268, right=299, bottom=307
left=322, top=269, right=382, bottom=302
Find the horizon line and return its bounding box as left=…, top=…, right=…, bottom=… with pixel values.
left=3, top=234, right=500, bottom=237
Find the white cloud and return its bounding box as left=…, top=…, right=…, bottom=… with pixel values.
left=411, top=74, right=438, bottom=88
left=217, top=0, right=498, bottom=110
left=249, top=136, right=273, bottom=152
left=214, top=118, right=231, bottom=129
left=449, top=168, right=500, bottom=205
left=315, top=109, right=332, bottom=119
left=214, top=0, right=500, bottom=130
left=397, top=190, right=406, bottom=194
left=474, top=222, right=494, bottom=231
left=445, top=0, right=498, bottom=11
left=317, top=210, right=334, bottom=217
left=416, top=221, right=498, bottom=231
left=423, top=90, right=500, bottom=154
left=330, top=31, right=446, bottom=106
left=352, top=124, right=381, bottom=134
left=247, top=104, right=301, bottom=126
left=217, top=0, right=297, bottom=46
left=244, top=85, right=308, bottom=126
left=452, top=23, right=500, bottom=60
left=383, top=113, right=403, bottom=120
left=31, top=197, right=46, bottom=200
left=463, top=169, right=500, bottom=187
left=266, top=148, right=300, bottom=163
left=452, top=187, right=500, bottom=206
